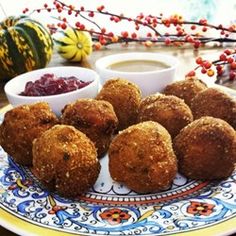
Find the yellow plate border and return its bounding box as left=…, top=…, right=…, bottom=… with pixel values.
left=1, top=207, right=236, bottom=236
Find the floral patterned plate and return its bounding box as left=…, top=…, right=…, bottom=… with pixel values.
left=0, top=85, right=236, bottom=236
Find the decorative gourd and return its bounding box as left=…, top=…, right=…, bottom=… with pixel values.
left=0, top=16, right=53, bottom=80
left=55, top=27, right=92, bottom=62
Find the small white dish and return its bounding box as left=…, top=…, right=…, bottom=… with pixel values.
left=4, top=66, right=99, bottom=116
left=95, top=52, right=179, bottom=97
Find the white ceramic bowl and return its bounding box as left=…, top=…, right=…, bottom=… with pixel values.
left=4, top=66, right=99, bottom=116
left=95, top=52, right=179, bottom=97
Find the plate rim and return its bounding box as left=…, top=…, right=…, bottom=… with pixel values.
left=1, top=207, right=236, bottom=236
left=1, top=84, right=236, bottom=236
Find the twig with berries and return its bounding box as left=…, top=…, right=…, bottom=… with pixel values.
left=22, top=0, right=236, bottom=50
left=186, top=48, right=236, bottom=82
left=22, top=1, right=236, bottom=81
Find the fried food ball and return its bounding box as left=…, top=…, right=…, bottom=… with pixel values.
left=0, top=102, right=58, bottom=166
left=191, top=88, right=236, bottom=129
left=32, top=124, right=101, bottom=198
left=163, top=77, right=207, bottom=107
left=174, top=116, right=236, bottom=180
left=96, top=78, right=142, bottom=131
left=109, top=121, right=177, bottom=193
left=138, top=94, right=193, bottom=138
left=60, top=99, right=118, bottom=158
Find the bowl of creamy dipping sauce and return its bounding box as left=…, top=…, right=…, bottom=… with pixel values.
left=95, top=52, right=179, bottom=97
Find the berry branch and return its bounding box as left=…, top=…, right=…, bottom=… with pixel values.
left=22, top=0, right=236, bottom=81
left=186, top=48, right=236, bottom=82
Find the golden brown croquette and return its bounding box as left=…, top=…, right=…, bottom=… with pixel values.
left=163, top=77, right=207, bottom=107
left=96, top=78, right=142, bottom=131
left=138, top=94, right=193, bottom=137
left=60, top=98, right=118, bottom=158
left=191, top=87, right=236, bottom=129
left=32, top=124, right=101, bottom=197
left=173, top=116, right=236, bottom=180
left=109, top=121, right=177, bottom=193
left=0, top=102, right=58, bottom=166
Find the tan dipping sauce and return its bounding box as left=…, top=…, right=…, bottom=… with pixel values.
left=107, top=60, right=170, bottom=72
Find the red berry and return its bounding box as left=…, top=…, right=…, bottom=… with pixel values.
left=97, top=5, right=105, bottom=11
left=101, top=28, right=106, bottom=34
left=100, top=38, right=107, bottom=45
left=88, top=11, right=94, bottom=17
left=55, top=3, right=61, bottom=9
left=108, top=32, right=114, bottom=37
left=199, top=19, right=207, bottom=25
left=69, top=5, right=74, bottom=10
left=229, top=71, right=236, bottom=80
left=201, top=68, right=207, bottom=74
left=121, top=31, right=128, bottom=38
left=219, top=53, right=227, bottom=61
left=94, top=42, right=102, bottom=50
left=186, top=70, right=196, bottom=77
left=193, top=40, right=201, bottom=49
left=61, top=23, right=67, bottom=30
left=220, top=30, right=225, bottom=35
left=203, top=61, right=212, bottom=69
left=231, top=62, right=236, bottom=69
left=202, top=26, right=208, bottom=32
left=227, top=57, right=234, bottom=63
left=185, top=35, right=194, bottom=43
left=191, top=25, right=196, bottom=30
left=216, top=65, right=223, bottom=71
left=114, top=17, right=120, bottom=23
left=224, top=49, right=232, bottom=55
left=164, top=37, right=171, bottom=45
left=80, top=24, right=85, bottom=30
left=131, top=32, right=137, bottom=39
left=196, top=57, right=203, bottom=65
left=217, top=70, right=223, bottom=76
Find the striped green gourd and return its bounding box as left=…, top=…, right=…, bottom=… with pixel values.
left=0, top=16, right=53, bottom=80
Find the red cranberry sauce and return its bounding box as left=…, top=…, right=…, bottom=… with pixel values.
left=20, top=73, right=92, bottom=96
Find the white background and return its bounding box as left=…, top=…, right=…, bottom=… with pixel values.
left=0, top=0, right=236, bottom=26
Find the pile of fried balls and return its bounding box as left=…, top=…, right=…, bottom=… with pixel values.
left=0, top=77, right=236, bottom=198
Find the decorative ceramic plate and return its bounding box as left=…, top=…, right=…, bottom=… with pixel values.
left=0, top=85, right=236, bottom=236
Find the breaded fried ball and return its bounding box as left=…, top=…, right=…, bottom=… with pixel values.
left=32, top=125, right=101, bottom=198
left=109, top=121, right=177, bottom=193
left=0, top=102, right=58, bottom=166
left=60, top=99, right=118, bottom=158
left=163, top=77, right=207, bottom=107
left=138, top=94, right=193, bottom=138
left=96, top=78, right=142, bottom=131
left=191, top=88, right=236, bottom=129
left=174, top=116, right=236, bottom=180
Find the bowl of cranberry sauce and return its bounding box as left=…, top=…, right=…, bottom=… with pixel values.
left=4, top=66, right=99, bottom=116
